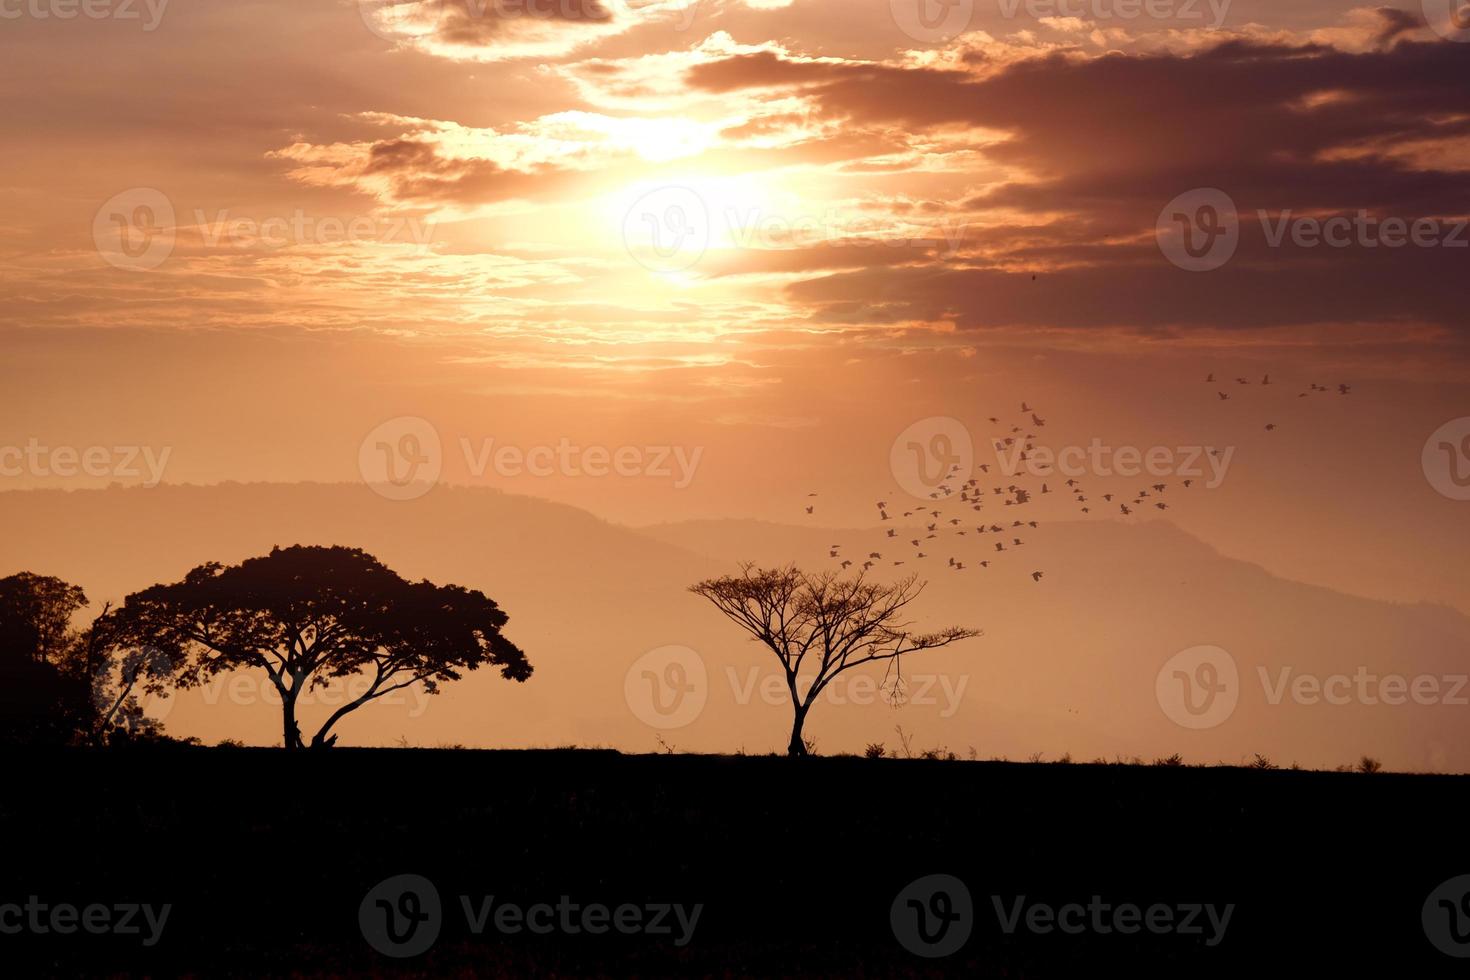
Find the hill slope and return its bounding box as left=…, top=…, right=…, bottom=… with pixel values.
left=2, top=485, right=1467, bottom=770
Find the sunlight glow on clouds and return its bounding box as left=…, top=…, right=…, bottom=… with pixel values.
left=1, top=1, right=1467, bottom=385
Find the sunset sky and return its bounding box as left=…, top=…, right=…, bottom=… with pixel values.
left=10, top=13, right=1470, bottom=972
left=3, top=0, right=1469, bottom=620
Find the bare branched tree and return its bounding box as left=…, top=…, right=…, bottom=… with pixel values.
left=690, top=564, right=980, bottom=756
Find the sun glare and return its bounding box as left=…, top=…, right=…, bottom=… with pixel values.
left=606, top=171, right=788, bottom=280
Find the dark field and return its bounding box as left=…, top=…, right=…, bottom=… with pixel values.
left=3, top=748, right=1466, bottom=977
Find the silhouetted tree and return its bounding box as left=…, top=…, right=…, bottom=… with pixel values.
left=0, top=573, right=94, bottom=744
left=690, top=564, right=980, bottom=756
left=0, top=572, right=180, bottom=746
left=70, top=608, right=176, bottom=745
left=0, top=572, right=87, bottom=666
left=113, top=545, right=533, bottom=749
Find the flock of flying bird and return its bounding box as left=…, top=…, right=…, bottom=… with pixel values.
left=800, top=401, right=1178, bottom=585
left=800, top=374, right=1355, bottom=585
left=1209, top=372, right=1351, bottom=432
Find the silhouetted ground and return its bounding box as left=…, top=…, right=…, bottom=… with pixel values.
left=2, top=747, right=1465, bottom=977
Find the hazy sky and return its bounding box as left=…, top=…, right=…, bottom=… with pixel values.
left=2, top=0, right=1468, bottom=612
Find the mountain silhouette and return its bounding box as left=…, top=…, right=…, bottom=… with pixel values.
left=2, top=484, right=1467, bottom=770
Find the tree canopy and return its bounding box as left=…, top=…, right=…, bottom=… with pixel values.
left=0, top=572, right=87, bottom=666
left=114, top=545, right=532, bottom=749
left=691, top=564, right=980, bottom=755
left=0, top=572, right=165, bottom=746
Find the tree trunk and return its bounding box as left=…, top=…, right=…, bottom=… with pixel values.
left=787, top=704, right=810, bottom=757
left=282, top=694, right=302, bottom=750
left=308, top=683, right=382, bottom=750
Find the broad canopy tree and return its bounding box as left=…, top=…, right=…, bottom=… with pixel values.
left=113, top=545, right=532, bottom=749
left=691, top=564, right=980, bottom=756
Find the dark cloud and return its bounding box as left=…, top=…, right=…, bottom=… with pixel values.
left=1368, top=5, right=1424, bottom=48
left=432, top=0, right=615, bottom=43
left=363, top=138, right=446, bottom=174
left=350, top=136, right=582, bottom=204
left=368, top=0, right=616, bottom=45
left=689, top=37, right=1470, bottom=332
left=786, top=236, right=1469, bottom=332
